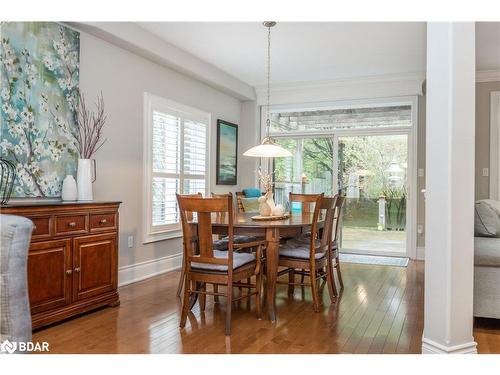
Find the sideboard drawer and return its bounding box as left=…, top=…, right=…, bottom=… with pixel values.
left=27, top=215, right=53, bottom=240
left=89, top=212, right=117, bottom=232
left=54, top=213, right=88, bottom=236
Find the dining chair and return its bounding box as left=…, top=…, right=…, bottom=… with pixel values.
left=331, top=195, right=346, bottom=291
left=277, top=195, right=338, bottom=312
left=177, top=194, right=266, bottom=335
left=289, top=192, right=323, bottom=213
left=176, top=193, right=203, bottom=298
left=235, top=192, right=246, bottom=212
left=211, top=192, right=260, bottom=249
left=211, top=192, right=264, bottom=299
left=288, top=192, right=324, bottom=283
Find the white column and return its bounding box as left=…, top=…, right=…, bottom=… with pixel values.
left=422, top=22, right=477, bottom=354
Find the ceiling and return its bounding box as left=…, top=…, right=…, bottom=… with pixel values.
left=137, top=22, right=500, bottom=88
left=137, top=22, right=427, bottom=87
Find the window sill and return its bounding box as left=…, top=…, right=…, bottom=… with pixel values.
left=143, top=229, right=182, bottom=244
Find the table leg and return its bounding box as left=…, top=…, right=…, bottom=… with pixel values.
left=266, top=228, right=280, bottom=322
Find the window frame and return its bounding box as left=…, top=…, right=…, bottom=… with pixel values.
left=142, top=92, right=211, bottom=243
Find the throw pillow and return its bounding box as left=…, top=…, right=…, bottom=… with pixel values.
left=474, top=200, right=500, bottom=237
left=242, top=188, right=262, bottom=198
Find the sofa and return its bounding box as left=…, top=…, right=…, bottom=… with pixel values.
left=474, top=200, right=500, bottom=319
left=0, top=214, right=33, bottom=351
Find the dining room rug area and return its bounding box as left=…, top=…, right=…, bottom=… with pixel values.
left=339, top=253, right=409, bottom=267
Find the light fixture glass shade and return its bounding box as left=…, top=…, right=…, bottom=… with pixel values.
left=243, top=137, right=292, bottom=158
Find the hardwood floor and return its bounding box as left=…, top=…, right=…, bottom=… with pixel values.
left=32, top=260, right=500, bottom=354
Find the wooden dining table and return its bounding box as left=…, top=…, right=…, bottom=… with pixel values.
left=211, top=211, right=325, bottom=322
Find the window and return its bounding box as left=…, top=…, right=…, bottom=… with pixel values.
left=269, top=104, right=412, bottom=134
left=264, top=97, right=418, bottom=258
left=143, top=93, right=210, bottom=243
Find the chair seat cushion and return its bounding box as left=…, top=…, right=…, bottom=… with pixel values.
left=213, top=235, right=258, bottom=250
left=191, top=250, right=256, bottom=272
left=279, top=243, right=325, bottom=260
left=284, top=234, right=320, bottom=248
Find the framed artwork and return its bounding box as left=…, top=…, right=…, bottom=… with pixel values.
left=0, top=22, right=80, bottom=197
left=216, top=119, right=238, bottom=185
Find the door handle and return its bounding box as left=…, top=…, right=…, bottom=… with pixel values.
left=66, top=269, right=73, bottom=275
left=74, top=267, right=81, bottom=273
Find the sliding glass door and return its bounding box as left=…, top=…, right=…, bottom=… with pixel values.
left=267, top=98, right=417, bottom=257
left=337, top=134, right=408, bottom=256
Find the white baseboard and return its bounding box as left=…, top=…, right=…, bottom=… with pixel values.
left=416, top=246, right=425, bottom=260
left=118, top=253, right=182, bottom=287
left=421, top=337, right=478, bottom=354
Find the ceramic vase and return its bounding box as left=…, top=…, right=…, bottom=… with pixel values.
left=61, top=175, right=77, bottom=201
left=77, top=159, right=95, bottom=201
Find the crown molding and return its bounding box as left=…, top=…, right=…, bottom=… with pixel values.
left=254, top=72, right=426, bottom=105
left=66, top=22, right=256, bottom=101
left=476, top=70, right=500, bottom=83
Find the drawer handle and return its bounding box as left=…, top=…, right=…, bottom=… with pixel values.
left=66, top=269, right=73, bottom=275
left=68, top=222, right=77, bottom=228
left=99, top=219, right=107, bottom=225
left=74, top=267, right=81, bottom=273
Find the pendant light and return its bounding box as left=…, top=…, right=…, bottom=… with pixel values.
left=243, top=21, right=292, bottom=158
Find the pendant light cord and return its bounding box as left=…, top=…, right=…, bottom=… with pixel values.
left=266, top=24, right=271, bottom=137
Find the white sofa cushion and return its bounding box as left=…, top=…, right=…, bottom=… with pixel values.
left=474, top=237, right=500, bottom=267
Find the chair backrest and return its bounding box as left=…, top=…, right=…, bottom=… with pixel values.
left=289, top=192, right=323, bottom=213
left=309, top=195, right=338, bottom=257
left=211, top=192, right=230, bottom=210
left=235, top=192, right=246, bottom=212
left=333, top=195, right=346, bottom=246
left=177, top=193, right=235, bottom=271
left=178, top=193, right=202, bottom=221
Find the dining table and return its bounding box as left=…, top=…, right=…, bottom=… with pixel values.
left=211, top=211, right=325, bottom=322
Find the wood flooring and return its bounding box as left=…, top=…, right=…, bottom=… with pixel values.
left=32, top=260, right=500, bottom=354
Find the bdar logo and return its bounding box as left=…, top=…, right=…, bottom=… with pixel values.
left=0, top=339, right=17, bottom=354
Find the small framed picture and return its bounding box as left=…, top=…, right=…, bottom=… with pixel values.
left=216, top=119, right=238, bottom=185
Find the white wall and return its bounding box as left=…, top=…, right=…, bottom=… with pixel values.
left=78, top=30, right=247, bottom=272
left=475, top=81, right=500, bottom=199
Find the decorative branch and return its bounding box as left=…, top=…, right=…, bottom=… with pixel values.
left=73, top=91, right=107, bottom=159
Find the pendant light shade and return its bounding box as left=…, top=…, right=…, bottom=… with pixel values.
left=243, top=21, right=292, bottom=159
left=243, top=137, right=292, bottom=157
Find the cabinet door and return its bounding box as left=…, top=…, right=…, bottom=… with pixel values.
left=28, top=239, right=72, bottom=314
left=73, top=233, right=117, bottom=301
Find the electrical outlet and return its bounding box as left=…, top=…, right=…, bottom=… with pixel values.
left=127, top=236, right=134, bottom=248
left=417, top=225, right=424, bottom=235
left=482, top=168, right=489, bottom=177
left=418, top=168, right=425, bottom=177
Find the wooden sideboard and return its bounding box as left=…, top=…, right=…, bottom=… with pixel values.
left=0, top=200, right=121, bottom=329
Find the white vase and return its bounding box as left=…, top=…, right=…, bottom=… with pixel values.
left=77, top=158, right=95, bottom=201
left=61, top=175, right=77, bottom=201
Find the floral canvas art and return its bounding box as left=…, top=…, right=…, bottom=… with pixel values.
left=0, top=22, right=80, bottom=197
